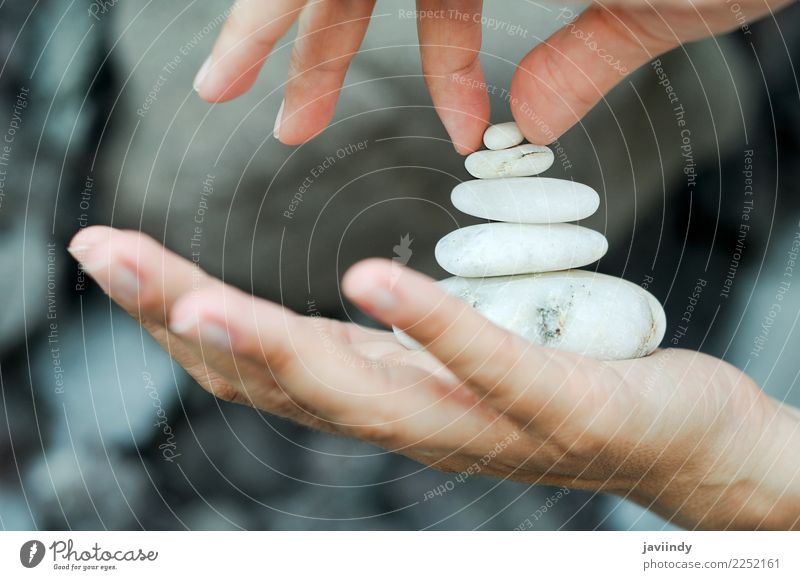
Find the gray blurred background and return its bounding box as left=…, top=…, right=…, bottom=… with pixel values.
left=0, top=0, right=798, bottom=530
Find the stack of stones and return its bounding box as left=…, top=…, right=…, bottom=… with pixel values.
left=396, top=122, right=666, bottom=361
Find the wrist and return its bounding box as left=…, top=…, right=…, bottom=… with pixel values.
left=741, top=400, right=800, bottom=529
left=640, top=395, right=800, bottom=529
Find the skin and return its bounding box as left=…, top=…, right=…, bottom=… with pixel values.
left=75, top=1, right=800, bottom=528
left=69, top=226, right=800, bottom=529
left=193, top=0, right=792, bottom=151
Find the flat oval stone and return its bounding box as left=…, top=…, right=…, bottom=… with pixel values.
left=435, top=223, right=608, bottom=277
left=465, top=144, right=554, bottom=179
left=451, top=178, right=600, bottom=223
left=483, top=122, right=524, bottom=150
left=394, top=271, right=666, bottom=360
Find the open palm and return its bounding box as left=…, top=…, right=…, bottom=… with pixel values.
left=69, top=226, right=798, bottom=529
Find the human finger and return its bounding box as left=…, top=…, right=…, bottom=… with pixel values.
left=416, top=0, right=489, bottom=154
left=278, top=0, right=376, bottom=144
left=194, top=0, right=307, bottom=102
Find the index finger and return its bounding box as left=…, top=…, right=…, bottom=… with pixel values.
left=416, top=0, right=490, bottom=154
left=342, top=259, right=587, bottom=420
left=194, top=0, right=308, bottom=102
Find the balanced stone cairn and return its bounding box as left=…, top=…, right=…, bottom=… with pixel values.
left=395, top=122, right=666, bottom=361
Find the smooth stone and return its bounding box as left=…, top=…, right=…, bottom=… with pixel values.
left=465, top=144, right=554, bottom=179
left=451, top=177, right=600, bottom=223
left=435, top=223, right=608, bottom=277
left=483, top=122, right=524, bottom=150
left=394, top=271, right=666, bottom=360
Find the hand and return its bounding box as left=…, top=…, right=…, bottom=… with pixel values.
left=69, top=226, right=800, bottom=529
left=192, top=0, right=790, bottom=150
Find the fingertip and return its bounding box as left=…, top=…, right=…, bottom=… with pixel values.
left=343, top=260, right=444, bottom=324
left=436, top=88, right=490, bottom=155
left=449, top=121, right=486, bottom=155
left=169, top=289, right=239, bottom=351
left=195, top=65, right=261, bottom=103
left=68, top=227, right=145, bottom=271
left=276, top=126, right=325, bottom=146
left=278, top=93, right=336, bottom=145
left=169, top=291, right=205, bottom=332
left=192, top=56, right=212, bottom=94
left=195, top=85, right=251, bottom=105
left=342, top=258, right=394, bottom=300
left=169, top=286, right=236, bottom=334
left=168, top=307, right=200, bottom=337
left=344, top=258, right=412, bottom=319
left=169, top=291, right=222, bottom=341
left=68, top=225, right=115, bottom=254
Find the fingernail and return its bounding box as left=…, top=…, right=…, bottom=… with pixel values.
left=68, top=226, right=111, bottom=258
left=273, top=99, right=284, bottom=140
left=170, top=316, right=233, bottom=349
left=193, top=56, right=212, bottom=93
left=363, top=286, right=396, bottom=313
left=82, top=259, right=140, bottom=302
left=437, top=112, right=466, bottom=156
left=453, top=142, right=472, bottom=156
left=107, top=266, right=140, bottom=302
left=67, top=245, right=92, bottom=261
left=450, top=131, right=475, bottom=156
left=169, top=315, right=199, bottom=336
left=199, top=322, right=233, bottom=350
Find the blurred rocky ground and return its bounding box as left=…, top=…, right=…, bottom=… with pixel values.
left=0, top=0, right=798, bottom=530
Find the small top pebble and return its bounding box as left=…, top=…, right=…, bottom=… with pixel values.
left=483, top=122, right=525, bottom=150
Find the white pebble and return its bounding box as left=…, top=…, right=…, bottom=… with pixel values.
left=483, top=122, right=525, bottom=150
left=465, top=144, right=554, bottom=179
left=394, top=271, right=666, bottom=360
left=435, top=223, right=608, bottom=277
left=451, top=177, right=600, bottom=223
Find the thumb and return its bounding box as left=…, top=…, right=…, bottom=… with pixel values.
left=341, top=258, right=580, bottom=419
left=510, top=5, right=677, bottom=144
